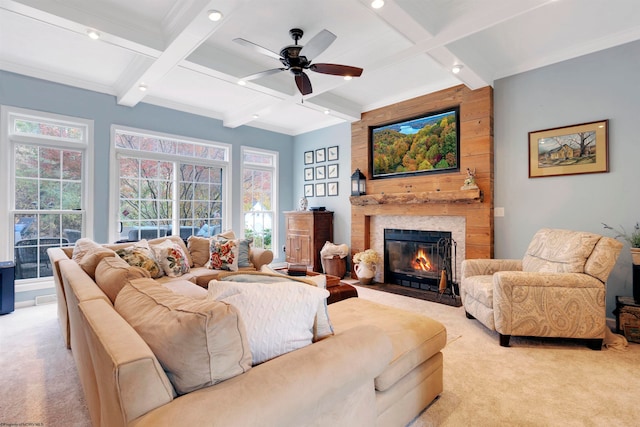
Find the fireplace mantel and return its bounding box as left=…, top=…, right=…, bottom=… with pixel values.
left=349, top=188, right=482, bottom=206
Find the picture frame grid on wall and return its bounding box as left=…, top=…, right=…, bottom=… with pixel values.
left=315, top=147, right=326, bottom=163
left=328, top=146, right=339, bottom=161
left=327, top=163, right=339, bottom=179
left=304, top=167, right=314, bottom=181
left=328, top=181, right=338, bottom=196
left=304, top=183, right=314, bottom=197
left=315, top=165, right=326, bottom=180
left=315, top=182, right=326, bottom=197
left=304, top=150, right=314, bottom=165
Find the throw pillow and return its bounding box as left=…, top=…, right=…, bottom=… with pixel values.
left=95, top=256, right=151, bottom=303
left=115, top=278, right=252, bottom=395
left=187, top=236, right=211, bottom=268
left=208, top=279, right=330, bottom=364
left=207, top=238, right=239, bottom=271
left=237, top=238, right=253, bottom=268
left=116, top=240, right=163, bottom=278
left=150, top=239, right=190, bottom=277
left=225, top=270, right=334, bottom=340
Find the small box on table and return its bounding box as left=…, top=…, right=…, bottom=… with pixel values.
left=286, top=263, right=308, bottom=276
left=615, top=296, right=640, bottom=343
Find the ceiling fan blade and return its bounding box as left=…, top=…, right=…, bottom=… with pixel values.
left=310, top=63, right=363, bottom=77
left=233, top=38, right=282, bottom=60
left=241, top=68, right=285, bottom=81
left=295, top=72, right=313, bottom=95
left=299, top=29, right=336, bottom=59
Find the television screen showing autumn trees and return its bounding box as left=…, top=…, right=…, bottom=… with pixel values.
left=371, top=108, right=459, bottom=179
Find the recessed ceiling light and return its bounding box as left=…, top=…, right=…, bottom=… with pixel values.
left=252, top=114, right=259, bottom=119
left=371, top=0, right=385, bottom=9
left=86, top=29, right=100, bottom=40
left=344, top=76, right=353, bottom=81
left=324, top=109, right=330, bottom=115
left=452, top=65, right=463, bottom=74
left=238, top=80, right=247, bottom=86
left=138, top=84, right=147, bottom=91
left=207, top=10, right=223, bottom=21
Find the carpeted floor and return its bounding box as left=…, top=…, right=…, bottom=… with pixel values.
left=2, top=288, right=639, bottom=426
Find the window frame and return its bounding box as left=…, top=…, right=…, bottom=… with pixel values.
left=0, top=106, right=94, bottom=288
left=109, top=125, right=232, bottom=243
left=241, top=146, right=278, bottom=255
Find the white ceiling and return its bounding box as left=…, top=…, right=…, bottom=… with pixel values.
left=2, top=0, right=640, bottom=136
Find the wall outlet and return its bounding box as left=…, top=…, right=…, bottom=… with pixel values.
left=495, top=207, right=505, bottom=217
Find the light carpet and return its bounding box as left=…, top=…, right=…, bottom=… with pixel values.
left=1, top=286, right=639, bottom=427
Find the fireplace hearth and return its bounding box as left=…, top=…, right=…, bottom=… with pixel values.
left=382, top=228, right=461, bottom=306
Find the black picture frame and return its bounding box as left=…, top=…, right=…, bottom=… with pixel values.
left=315, top=182, right=326, bottom=197
left=304, top=184, right=314, bottom=197
left=304, top=150, right=314, bottom=165
left=328, top=146, right=339, bottom=161
left=315, top=165, right=326, bottom=180
left=327, top=181, right=338, bottom=196
left=304, top=167, right=314, bottom=181
left=315, top=147, right=326, bottom=163
left=327, top=163, right=339, bottom=179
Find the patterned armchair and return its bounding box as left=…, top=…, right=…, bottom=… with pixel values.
left=460, top=228, right=623, bottom=349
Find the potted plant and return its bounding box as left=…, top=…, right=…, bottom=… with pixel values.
left=352, top=249, right=381, bottom=285
left=602, top=222, right=640, bottom=264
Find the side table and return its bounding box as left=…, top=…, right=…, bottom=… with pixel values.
left=614, top=296, right=640, bottom=343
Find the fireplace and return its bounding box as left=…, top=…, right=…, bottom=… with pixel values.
left=384, top=229, right=458, bottom=296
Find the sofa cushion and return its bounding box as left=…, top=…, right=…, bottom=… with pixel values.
left=150, top=239, right=190, bottom=277
left=208, top=279, right=329, bottom=364
left=161, top=279, right=208, bottom=299
left=95, top=256, right=151, bottom=303
left=72, top=238, right=101, bottom=262
left=328, top=298, right=446, bottom=392
left=584, top=236, right=623, bottom=282
left=116, top=240, right=163, bottom=279
left=522, top=228, right=601, bottom=274
left=207, top=238, right=239, bottom=271
left=115, top=278, right=252, bottom=395
left=78, top=246, right=117, bottom=279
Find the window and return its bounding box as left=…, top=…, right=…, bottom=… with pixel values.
left=241, top=147, right=277, bottom=252
left=1, top=107, right=93, bottom=282
left=112, top=127, right=230, bottom=242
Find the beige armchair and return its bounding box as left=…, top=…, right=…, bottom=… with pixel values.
left=460, top=228, right=623, bottom=349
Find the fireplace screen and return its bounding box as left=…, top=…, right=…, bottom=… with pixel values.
left=384, top=229, right=456, bottom=293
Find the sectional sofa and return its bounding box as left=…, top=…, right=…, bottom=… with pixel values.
left=48, top=234, right=447, bottom=426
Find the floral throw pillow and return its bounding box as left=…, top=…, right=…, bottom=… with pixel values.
left=116, top=240, right=163, bottom=278
left=207, top=238, right=239, bottom=271
left=151, top=239, right=190, bottom=277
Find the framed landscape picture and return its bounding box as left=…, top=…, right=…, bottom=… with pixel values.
left=528, top=119, right=609, bottom=178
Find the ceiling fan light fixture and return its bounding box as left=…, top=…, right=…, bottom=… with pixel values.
left=138, top=83, right=147, bottom=91
left=207, top=10, right=223, bottom=21
left=252, top=114, right=259, bottom=119
left=324, top=109, right=330, bottom=115
left=343, top=75, right=353, bottom=81
left=237, top=80, right=247, bottom=86
left=452, top=64, right=463, bottom=74
left=371, top=0, right=385, bottom=9
left=86, top=28, right=100, bottom=40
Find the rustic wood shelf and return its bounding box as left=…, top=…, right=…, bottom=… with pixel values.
left=349, top=188, right=482, bottom=206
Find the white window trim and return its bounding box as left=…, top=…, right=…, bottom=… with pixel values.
left=241, top=146, right=278, bottom=256
left=0, top=105, right=94, bottom=289
left=109, top=125, right=232, bottom=243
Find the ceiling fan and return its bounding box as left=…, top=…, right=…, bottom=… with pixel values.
left=233, top=28, right=363, bottom=96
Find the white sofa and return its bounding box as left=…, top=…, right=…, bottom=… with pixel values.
left=49, top=236, right=447, bottom=426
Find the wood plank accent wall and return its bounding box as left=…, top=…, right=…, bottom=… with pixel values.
left=350, top=84, right=494, bottom=268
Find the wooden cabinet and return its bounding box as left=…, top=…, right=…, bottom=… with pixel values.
left=284, top=211, right=333, bottom=272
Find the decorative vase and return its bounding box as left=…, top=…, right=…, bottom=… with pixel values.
left=631, top=248, right=640, bottom=265
left=298, top=196, right=308, bottom=211
left=354, top=261, right=376, bottom=285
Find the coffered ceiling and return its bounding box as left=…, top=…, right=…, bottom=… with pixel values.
left=1, top=0, right=639, bottom=135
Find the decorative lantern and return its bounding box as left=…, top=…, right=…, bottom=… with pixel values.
left=351, top=169, right=366, bottom=196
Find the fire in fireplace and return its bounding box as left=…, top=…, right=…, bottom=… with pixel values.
left=384, top=229, right=457, bottom=296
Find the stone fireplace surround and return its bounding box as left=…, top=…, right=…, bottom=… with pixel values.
left=349, top=84, right=494, bottom=281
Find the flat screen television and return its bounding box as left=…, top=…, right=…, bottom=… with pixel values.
left=370, top=106, right=460, bottom=179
